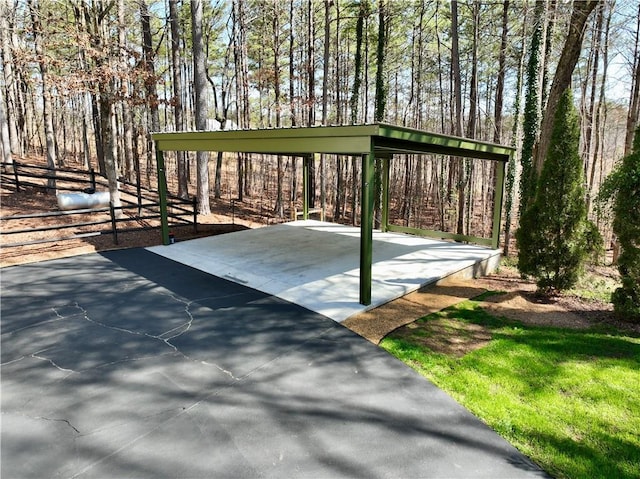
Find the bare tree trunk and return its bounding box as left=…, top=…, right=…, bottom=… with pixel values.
left=350, top=0, right=366, bottom=124
left=141, top=0, right=161, bottom=187
left=289, top=0, right=297, bottom=127
left=0, top=86, right=11, bottom=167
left=27, top=0, right=57, bottom=192
left=624, top=2, right=640, bottom=157
left=450, top=0, right=464, bottom=235
left=0, top=5, right=20, bottom=160
left=306, top=0, right=316, bottom=208
left=118, top=0, right=134, bottom=182
left=233, top=0, right=250, bottom=200
left=494, top=0, right=509, bottom=144
left=169, top=0, right=189, bottom=199
left=533, top=0, right=598, bottom=174
left=191, top=0, right=211, bottom=214
left=272, top=0, right=285, bottom=218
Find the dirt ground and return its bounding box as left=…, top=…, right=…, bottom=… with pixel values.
left=2, top=174, right=637, bottom=345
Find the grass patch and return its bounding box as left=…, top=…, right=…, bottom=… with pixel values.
left=380, top=301, right=640, bottom=479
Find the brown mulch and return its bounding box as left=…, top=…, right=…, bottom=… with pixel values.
left=343, top=279, right=488, bottom=344
left=345, top=265, right=640, bottom=345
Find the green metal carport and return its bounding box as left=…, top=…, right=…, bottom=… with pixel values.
left=152, top=123, right=514, bottom=306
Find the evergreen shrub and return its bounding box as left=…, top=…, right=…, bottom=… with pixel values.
left=600, top=127, right=640, bottom=321
left=516, top=89, right=601, bottom=292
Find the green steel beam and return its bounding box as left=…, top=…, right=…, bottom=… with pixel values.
left=386, top=224, right=494, bottom=248
left=375, top=123, right=513, bottom=161
left=156, top=146, right=170, bottom=245
left=491, top=157, right=507, bottom=249
left=152, top=123, right=514, bottom=162
left=360, top=148, right=375, bottom=305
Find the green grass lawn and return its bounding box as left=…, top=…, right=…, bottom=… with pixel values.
left=380, top=299, right=640, bottom=479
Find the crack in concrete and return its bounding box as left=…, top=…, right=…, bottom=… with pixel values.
left=38, top=416, right=81, bottom=434
left=44, top=299, right=242, bottom=379
left=1, top=356, right=25, bottom=366
left=2, top=411, right=81, bottom=434
left=31, top=350, right=76, bottom=373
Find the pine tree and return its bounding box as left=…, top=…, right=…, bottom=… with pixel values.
left=516, top=89, right=601, bottom=292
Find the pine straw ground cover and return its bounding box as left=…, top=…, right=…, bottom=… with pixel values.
left=380, top=294, right=640, bottom=479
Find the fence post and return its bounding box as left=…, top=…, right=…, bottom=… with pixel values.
left=90, top=168, right=96, bottom=191
left=193, top=196, right=198, bottom=233
left=13, top=160, right=20, bottom=192
left=110, top=202, right=119, bottom=245
left=136, top=167, right=142, bottom=215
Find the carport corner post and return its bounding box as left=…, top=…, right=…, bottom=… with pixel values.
left=360, top=150, right=375, bottom=306
left=156, top=145, right=170, bottom=245
left=491, top=158, right=507, bottom=250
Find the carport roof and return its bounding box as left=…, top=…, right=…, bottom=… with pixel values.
left=152, top=123, right=514, bottom=306
left=152, top=123, right=514, bottom=161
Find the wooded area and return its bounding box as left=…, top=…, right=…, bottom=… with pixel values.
left=1, top=0, right=638, bottom=254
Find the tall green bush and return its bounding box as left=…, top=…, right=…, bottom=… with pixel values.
left=516, top=89, right=601, bottom=292
left=600, top=127, right=640, bottom=321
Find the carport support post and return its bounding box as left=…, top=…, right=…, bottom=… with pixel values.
left=360, top=150, right=375, bottom=306
left=303, top=155, right=311, bottom=219
left=381, top=156, right=390, bottom=232
left=491, top=159, right=506, bottom=250
left=156, top=145, right=170, bottom=245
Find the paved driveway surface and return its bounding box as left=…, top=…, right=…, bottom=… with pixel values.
left=1, top=249, right=548, bottom=478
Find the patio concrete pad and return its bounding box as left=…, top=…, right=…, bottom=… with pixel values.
left=0, top=250, right=548, bottom=478
left=147, top=220, right=500, bottom=322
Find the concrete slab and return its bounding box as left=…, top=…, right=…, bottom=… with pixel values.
left=1, top=250, right=548, bottom=478
left=147, top=220, right=500, bottom=322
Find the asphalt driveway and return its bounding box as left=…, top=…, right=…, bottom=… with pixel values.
left=1, top=249, right=548, bottom=478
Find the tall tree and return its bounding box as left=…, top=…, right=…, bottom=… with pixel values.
left=27, top=0, right=57, bottom=191
left=624, top=3, right=640, bottom=157
left=0, top=4, right=21, bottom=159
left=140, top=1, right=161, bottom=181
left=494, top=0, right=509, bottom=144
left=373, top=0, right=388, bottom=227
left=519, top=0, right=544, bottom=215
left=118, top=0, right=134, bottom=181
left=350, top=0, right=367, bottom=124
left=169, top=0, right=189, bottom=199
left=191, top=0, right=211, bottom=214
left=533, top=0, right=599, bottom=174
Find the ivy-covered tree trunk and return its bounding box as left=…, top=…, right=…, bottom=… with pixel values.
left=519, top=0, right=544, bottom=216
left=516, top=89, right=600, bottom=292
left=373, top=0, right=387, bottom=229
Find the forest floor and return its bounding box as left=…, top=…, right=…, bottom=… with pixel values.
left=2, top=167, right=637, bottom=338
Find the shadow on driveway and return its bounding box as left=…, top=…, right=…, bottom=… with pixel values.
left=1, top=249, right=548, bottom=478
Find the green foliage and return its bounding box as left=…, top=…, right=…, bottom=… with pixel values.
left=601, top=126, right=640, bottom=321
left=516, top=89, right=602, bottom=292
